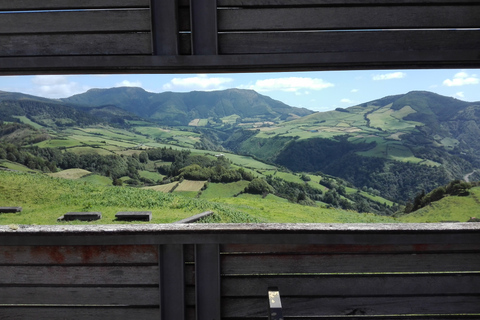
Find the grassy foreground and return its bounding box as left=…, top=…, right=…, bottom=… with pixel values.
left=0, top=170, right=399, bottom=224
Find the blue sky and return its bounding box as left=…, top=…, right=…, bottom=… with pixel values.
left=1, top=69, right=479, bottom=112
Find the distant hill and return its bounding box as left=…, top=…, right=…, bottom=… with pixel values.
left=62, top=87, right=313, bottom=125
left=0, top=91, right=142, bottom=128
left=226, top=91, right=480, bottom=201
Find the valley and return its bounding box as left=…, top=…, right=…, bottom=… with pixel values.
left=1, top=88, right=479, bottom=224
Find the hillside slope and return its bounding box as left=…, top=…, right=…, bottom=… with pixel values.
left=62, top=88, right=313, bottom=125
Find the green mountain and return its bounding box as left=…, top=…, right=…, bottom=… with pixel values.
left=0, top=91, right=141, bottom=128
left=225, top=91, right=480, bottom=201
left=62, top=87, right=313, bottom=125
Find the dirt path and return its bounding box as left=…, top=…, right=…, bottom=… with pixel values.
left=463, top=170, right=477, bottom=183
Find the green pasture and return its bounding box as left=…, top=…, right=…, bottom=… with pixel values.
left=0, top=160, right=37, bottom=173
left=13, top=116, right=44, bottom=129
left=200, top=181, right=250, bottom=199
left=0, top=171, right=259, bottom=225
left=139, top=170, right=164, bottom=182
left=35, top=138, right=81, bottom=148
left=67, top=146, right=114, bottom=156
left=78, top=174, right=113, bottom=186
left=398, top=187, right=480, bottom=223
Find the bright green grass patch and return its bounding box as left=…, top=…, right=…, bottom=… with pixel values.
left=48, top=168, right=91, bottom=179
left=0, top=160, right=38, bottom=173
left=13, top=116, right=44, bottom=129
left=201, top=181, right=250, bottom=199
left=174, top=191, right=199, bottom=198
left=0, top=171, right=259, bottom=224
left=139, top=170, right=164, bottom=182
left=68, top=146, right=114, bottom=156
left=35, top=138, right=81, bottom=148
left=78, top=174, right=112, bottom=186
left=213, top=195, right=397, bottom=223
left=398, top=187, right=480, bottom=223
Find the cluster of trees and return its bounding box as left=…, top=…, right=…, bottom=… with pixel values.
left=0, top=142, right=56, bottom=172
left=405, top=179, right=478, bottom=213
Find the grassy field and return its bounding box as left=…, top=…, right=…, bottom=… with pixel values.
left=201, top=181, right=250, bottom=199
left=175, top=180, right=206, bottom=192
left=398, top=187, right=480, bottom=223
left=48, top=168, right=91, bottom=179
left=0, top=171, right=259, bottom=224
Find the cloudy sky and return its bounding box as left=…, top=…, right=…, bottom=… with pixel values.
left=1, top=69, right=479, bottom=112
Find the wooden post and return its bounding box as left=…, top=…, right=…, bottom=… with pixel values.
left=151, top=0, right=179, bottom=55
left=159, top=244, right=185, bottom=319
left=190, top=0, right=218, bottom=55
left=195, top=244, right=221, bottom=320
left=268, top=287, right=284, bottom=320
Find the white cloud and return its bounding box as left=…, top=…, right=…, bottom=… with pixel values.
left=443, top=72, right=479, bottom=87
left=31, top=76, right=89, bottom=98
left=162, top=74, right=234, bottom=91
left=351, top=89, right=359, bottom=93
left=340, top=98, right=354, bottom=104
left=115, top=80, right=142, bottom=87
left=245, top=77, right=334, bottom=94
left=455, top=92, right=465, bottom=98
left=372, top=72, right=406, bottom=81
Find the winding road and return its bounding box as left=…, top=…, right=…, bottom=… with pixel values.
left=463, top=170, right=477, bottom=183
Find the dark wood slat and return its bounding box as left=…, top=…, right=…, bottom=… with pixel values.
left=223, top=295, right=480, bottom=317
left=222, top=252, right=480, bottom=274
left=0, top=0, right=150, bottom=10
left=195, top=244, right=221, bottom=320
left=0, top=245, right=158, bottom=264
left=0, top=266, right=159, bottom=285
left=151, top=0, right=178, bottom=55
left=1, top=50, right=480, bottom=75
left=219, top=30, right=480, bottom=55
left=222, top=273, right=480, bottom=296
left=221, top=243, right=480, bottom=254
left=218, top=6, right=480, bottom=31
left=0, top=10, right=151, bottom=34
left=0, top=287, right=159, bottom=306
left=0, top=307, right=160, bottom=320
left=218, top=0, right=480, bottom=6
left=190, top=0, right=218, bottom=55
left=0, top=33, right=152, bottom=57
left=159, top=244, right=185, bottom=319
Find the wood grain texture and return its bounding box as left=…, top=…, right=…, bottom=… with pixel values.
left=0, top=245, right=158, bottom=264
left=221, top=252, right=480, bottom=274
left=221, top=243, right=480, bottom=253
left=0, top=33, right=152, bottom=57
left=0, top=0, right=150, bottom=10
left=222, top=273, right=480, bottom=296
left=218, top=0, right=480, bottom=6
left=222, top=295, right=480, bottom=317
left=218, top=5, right=480, bottom=31
left=0, top=287, right=159, bottom=305
left=219, top=30, right=480, bottom=54
left=0, top=307, right=160, bottom=320
left=0, top=266, right=159, bottom=285
left=0, top=10, right=151, bottom=34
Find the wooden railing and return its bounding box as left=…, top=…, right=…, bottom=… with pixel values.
left=1, top=223, right=479, bottom=319
left=1, top=0, right=479, bottom=74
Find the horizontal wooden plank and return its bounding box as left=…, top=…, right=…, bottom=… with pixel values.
left=0, top=307, right=160, bottom=320
left=0, top=49, right=480, bottom=74
left=0, top=287, right=159, bottom=306
left=223, top=295, right=480, bottom=317
left=0, top=266, right=159, bottom=285
left=221, top=243, right=480, bottom=254
left=218, top=5, right=480, bottom=31
left=222, top=273, right=480, bottom=296
left=0, top=245, right=158, bottom=264
left=221, top=252, right=480, bottom=274
left=0, top=33, right=152, bottom=57
left=0, top=10, right=151, bottom=34
left=218, top=0, right=480, bottom=6
left=219, top=30, right=480, bottom=54
left=0, top=0, right=150, bottom=11
left=1, top=224, right=479, bottom=245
